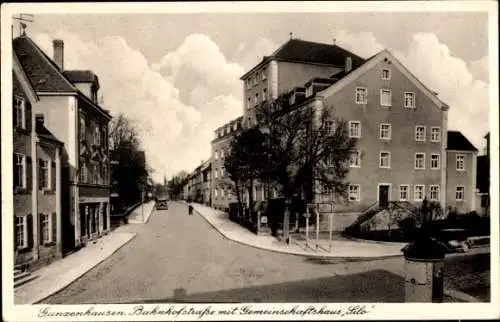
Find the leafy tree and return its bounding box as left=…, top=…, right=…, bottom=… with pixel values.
left=224, top=128, right=268, bottom=216
left=109, top=113, right=150, bottom=207
left=254, top=95, right=357, bottom=241
left=167, top=171, right=188, bottom=200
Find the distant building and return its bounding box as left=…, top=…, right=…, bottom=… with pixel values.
left=476, top=132, right=490, bottom=216
left=211, top=116, right=243, bottom=210
left=14, top=35, right=112, bottom=253
left=13, top=50, right=64, bottom=270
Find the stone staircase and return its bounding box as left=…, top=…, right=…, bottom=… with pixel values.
left=14, top=267, right=39, bottom=289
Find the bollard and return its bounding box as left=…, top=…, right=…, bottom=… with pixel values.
left=402, top=236, right=449, bottom=303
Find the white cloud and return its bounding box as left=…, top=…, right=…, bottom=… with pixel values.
left=392, top=32, right=489, bottom=149
left=335, top=30, right=385, bottom=58
left=236, top=36, right=280, bottom=71
left=469, top=55, right=489, bottom=82
left=329, top=31, right=489, bottom=149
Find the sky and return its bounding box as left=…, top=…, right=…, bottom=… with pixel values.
left=12, top=8, right=492, bottom=182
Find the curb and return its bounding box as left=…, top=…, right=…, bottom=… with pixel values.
left=31, top=232, right=137, bottom=304
left=192, top=206, right=403, bottom=260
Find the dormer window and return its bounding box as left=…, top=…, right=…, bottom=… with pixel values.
left=305, top=86, right=313, bottom=98
left=14, top=96, right=26, bottom=129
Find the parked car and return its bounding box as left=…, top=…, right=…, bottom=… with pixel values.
left=156, top=197, right=169, bottom=210
left=439, top=228, right=471, bottom=253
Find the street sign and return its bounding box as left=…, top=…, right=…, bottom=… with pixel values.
left=318, top=202, right=333, bottom=213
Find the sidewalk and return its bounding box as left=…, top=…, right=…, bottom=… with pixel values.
left=127, top=201, right=155, bottom=224
left=191, top=203, right=405, bottom=259
left=14, top=229, right=136, bottom=304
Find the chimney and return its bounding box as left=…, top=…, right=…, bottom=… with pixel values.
left=35, top=113, right=44, bottom=126
left=345, top=56, right=352, bottom=73
left=53, top=39, right=64, bottom=70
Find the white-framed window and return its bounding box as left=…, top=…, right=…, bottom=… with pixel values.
left=379, top=123, right=391, bottom=140
left=399, top=185, right=409, bottom=201
left=348, top=184, right=360, bottom=201
left=214, top=169, right=218, bottom=179
left=414, top=185, right=425, bottom=201
left=349, top=150, right=361, bottom=168
left=379, top=151, right=391, bottom=168
left=355, top=87, right=368, bottom=104
left=14, top=96, right=26, bottom=129
left=233, top=122, right=238, bottom=131
left=431, top=154, right=440, bottom=170
left=214, top=188, right=218, bottom=198
left=246, top=79, right=251, bottom=89
left=431, top=127, right=441, bottom=142
left=220, top=168, right=224, bottom=177
left=323, top=120, right=335, bottom=134
left=221, top=188, right=225, bottom=198
left=253, top=75, right=258, bottom=86
left=247, top=97, right=251, bottom=110
left=348, top=121, right=361, bottom=138
left=415, top=153, right=425, bottom=169
left=262, top=68, right=267, bottom=80
left=380, top=89, right=392, bottom=107
left=254, top=93, right=259, bottom=105
left=220, top=150, right=224, bottom=159
left=430, top=185, right=440, bottom=201
left=262, top=88, right=267, bottom=102
left=80, top=160, right=88, bottom=183
left=415, top=126, right=426, bottom=141
left=94, top=126, right=101, bottom=145
left=305, top=86, right=313, bottom=98
left=79, top=116, right=86, bottom=140
left=326, top=153, right=334, bottom=167
left=15, top=216, right=27, bottom=249
left=382, top=68, right=391, bottom=80
left=323, top=185, right=334, bottom=199
left=41, top=213, right=51, bottom=243
left=456, top=186, right=465, bottom=201
left=14, top=153, right=26, bottom=189
left=456, top=154, right=465, bottom=171
left=272, top=187, right=278, bottom=198
left=214, top=151, right=218, bottom=160
left=39, top=159, right=51, bottom=190
left=404, top=92, right=416, bottom=108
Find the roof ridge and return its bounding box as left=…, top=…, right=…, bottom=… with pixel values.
left=20, top=36, right=77, bottom=92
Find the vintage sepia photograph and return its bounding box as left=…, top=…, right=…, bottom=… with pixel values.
left=1, top=1, right=498, bottom=321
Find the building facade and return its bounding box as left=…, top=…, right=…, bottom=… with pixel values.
left=14, top=36, right=112, bottom=254
left=211, top=117, right=243, bottom=210
left=239, top=38, right=479, bottom=231
left=13, top=51, right=64, bottom=269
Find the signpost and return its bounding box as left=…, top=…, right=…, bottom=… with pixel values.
left=306, top=202, right=334, bottom=251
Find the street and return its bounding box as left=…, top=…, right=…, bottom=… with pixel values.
left=43, top=202, right=489, bottom=304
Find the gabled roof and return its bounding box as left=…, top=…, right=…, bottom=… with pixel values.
left=317, top=49, right=449, bottom=111
left=13, top=36, right=76, bottom=93
left=36, top=122, right=64, bottom=146
left=13, top=36, right=112, bottom=120
left=63, top=70, right=100, bottom=90
left=240, top=38, right=365, bottom=80
left=13, top=50, right=39, bottom=103
left=447, top=131, right=478, bottom=152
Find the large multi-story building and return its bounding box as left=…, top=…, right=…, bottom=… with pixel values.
left=13, top=50, right=64, bottom=270
left=238, top=38, right=479, bottom=231
left=211, top=116, right=243, bottom=210
left=240, top=38, right=365, bottom=128
left=14, top=35, right=112, bottom=253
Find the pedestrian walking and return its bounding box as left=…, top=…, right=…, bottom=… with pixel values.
left=188, top=203, right=193, bottom=215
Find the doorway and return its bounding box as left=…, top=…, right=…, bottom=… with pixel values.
left=378, top=184, right=390, bottom=208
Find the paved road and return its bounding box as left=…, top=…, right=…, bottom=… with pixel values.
left=42, top=201, right=489, bottom=303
